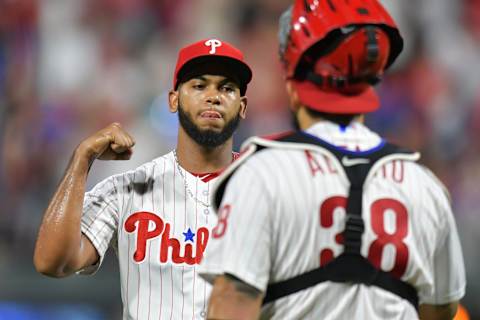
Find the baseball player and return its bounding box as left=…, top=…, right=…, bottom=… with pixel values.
left=33, top=38, right=252, bottom=319
left=199, top=1, right=466, bottom=319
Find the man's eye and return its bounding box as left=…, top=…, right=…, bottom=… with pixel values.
left=192, top=84, right=205, bottom=89
left=221, top=86, right=234, bottom=92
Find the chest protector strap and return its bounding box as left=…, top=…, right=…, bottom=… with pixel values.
left=259, top=131, right=419, bottom=310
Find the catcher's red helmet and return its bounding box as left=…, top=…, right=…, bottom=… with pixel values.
left=279, top=0, right=403, bottom=113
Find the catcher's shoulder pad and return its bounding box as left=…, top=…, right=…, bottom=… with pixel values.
left=212, top=131, right=305, bottom=211
left=212, top=130, right=420, bottom=211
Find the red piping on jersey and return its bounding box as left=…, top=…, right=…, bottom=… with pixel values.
left=187, top=152, right=240, bottom=182
left=187, top=172, right=221, bottom=183
left=261, top=130, right=295, bottom=141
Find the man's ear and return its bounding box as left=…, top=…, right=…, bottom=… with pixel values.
left=286, top=80, right=301, bottom=113
left=168, top=90, right=179, bottom=113
left=239, top=96, right=247, bottom=119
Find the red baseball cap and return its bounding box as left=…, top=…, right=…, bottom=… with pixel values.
left=173, top=39, right=252, bottom=95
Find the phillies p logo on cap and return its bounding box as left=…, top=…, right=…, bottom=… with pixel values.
left=204, top=39, right=222, bottom=54
left=173, top=38, right=252, bottom=91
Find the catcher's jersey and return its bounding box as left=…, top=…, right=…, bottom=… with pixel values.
left=80, top=151, right=221, bottom=320
left=199, top=122, right=466, bottom=319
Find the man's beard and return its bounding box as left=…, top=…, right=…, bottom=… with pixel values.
left=178, top=103, right=241, bottom=148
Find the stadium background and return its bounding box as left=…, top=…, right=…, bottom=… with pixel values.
left=0, top=0, right=479, bottom=319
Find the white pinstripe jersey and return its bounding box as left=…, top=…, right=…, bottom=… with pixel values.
left=199, top=122, right=466, bottom=320
left=80, top=151, right=225, bottom=320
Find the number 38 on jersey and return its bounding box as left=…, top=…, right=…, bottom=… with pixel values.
left=320, top=196, right=409, bottom=278
left=212, top=196, right=410, bottom=279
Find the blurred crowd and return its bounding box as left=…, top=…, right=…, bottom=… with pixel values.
left=0, top=0, right=479, bottom=318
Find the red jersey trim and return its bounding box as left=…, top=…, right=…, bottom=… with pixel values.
left=261, top=130, right=295, bottom=141
left=186, top=152, right=239, bottom=183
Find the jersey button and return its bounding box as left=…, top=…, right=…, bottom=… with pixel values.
left=200, top=310, right=207, bottom=318
left=204, top=209, right=209, bottom=215
left=202, top=190, right=209, bottom=196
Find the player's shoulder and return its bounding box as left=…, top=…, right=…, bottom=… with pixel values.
left=216, top=138, right=298, bottom=184
left=212, top=143, right=290, bottom=209
left=402, top=161, right=451, bottom=200
left=106, top=151, right=174, bottom=186
left=241, top=133, right=310, bottom=161
left=239, top=141, right=304, bottom=173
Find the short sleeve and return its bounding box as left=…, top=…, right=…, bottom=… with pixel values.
left=78, top=176, right=120, bottom=275
left=418, top=171, right=466, bottom=304
left=199, top=162, right=272, bottom=292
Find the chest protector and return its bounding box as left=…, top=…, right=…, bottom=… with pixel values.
left=212, top=130, right=421, bottom=311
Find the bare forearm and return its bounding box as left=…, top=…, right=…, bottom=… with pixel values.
left=34, top=148, right=92, bottom=277
left=207, top=275, right=263, bottom=320
left=34, top=123, right=134, bottom=277
left=419, top=302, right=458, bottom=320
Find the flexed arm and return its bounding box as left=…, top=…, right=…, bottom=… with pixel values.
left=34, top=123, right=135, bottom=277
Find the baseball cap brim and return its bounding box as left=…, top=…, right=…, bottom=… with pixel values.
left=292, top=80, right=380, bottom=114
left=176, top=55, right=252, bottom=93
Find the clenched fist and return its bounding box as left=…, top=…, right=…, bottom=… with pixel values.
left=76, top=123, right=135, bottom=161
